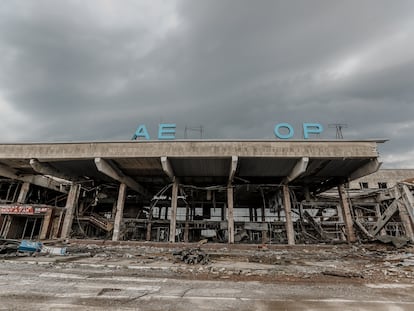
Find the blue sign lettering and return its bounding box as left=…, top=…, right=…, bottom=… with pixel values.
left=132, top=122, right=323, bottom=140
left=132, top=125, right=150, bottom=140
left=274, top=123, right=294, bottom=139
left=158, top=123, right=176, bottom=140
left=303, top=123, right=323, bottom=139
left=132, top=123, right=176, bottom=140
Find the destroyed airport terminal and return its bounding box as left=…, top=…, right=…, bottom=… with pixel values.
left=0, top=139, right=413, bottom=246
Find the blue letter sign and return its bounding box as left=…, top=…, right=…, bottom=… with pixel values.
left=132, top=125, right=150, bottom=140
left=303, top=123, right=323, bottom=139
left=158, top=123, right=176, bottom=140
left=274, top=123, right=294, bottom=139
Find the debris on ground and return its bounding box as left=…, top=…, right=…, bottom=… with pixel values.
left=376, top=235, right=411, bottom=248
left=0, top=239, right=67, bottom=257
left=0, top=239, right=19, bottom=255
left=322, top=270, right=364, bottom=278
left=173, top=247, right=210, bottom=265
left=17, top=240, right=43, bottom=253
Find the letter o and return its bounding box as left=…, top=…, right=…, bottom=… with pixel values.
left=274, top=123, right=294, bottom=139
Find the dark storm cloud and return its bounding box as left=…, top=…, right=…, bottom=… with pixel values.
left=0, top=0, right=413, bottom=167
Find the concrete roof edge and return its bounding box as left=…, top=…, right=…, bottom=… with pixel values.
left=0, top=138, right=389, bottom=145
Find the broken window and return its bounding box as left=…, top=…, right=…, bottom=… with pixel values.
left=359, top=182, right=369, bottom=189
left=378, top=182, right=387, bottom=189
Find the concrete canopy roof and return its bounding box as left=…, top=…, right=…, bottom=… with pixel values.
left=0, top=140, right=384, bottom=195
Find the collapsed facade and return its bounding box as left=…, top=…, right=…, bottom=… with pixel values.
left=0, top=140, right=413, bottom=245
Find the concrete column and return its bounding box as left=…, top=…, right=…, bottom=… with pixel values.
left=304, top=186, right=311, bottom=202
left=17, top=182, right=30, bottom=203
left=398, top=202, right=414, bottom=242
left=169, top=180, right=178, bottom=243
left=111, top=201, right=117, bottom=220
left=184, top=204, right=190, bottom=243
left=52, top=211, right=64, bottom=238
left=2, top=215, right=12, bottom=238
left=39, top=208, right=53, bottom=240
left=337, top=184, right=356, bottom=243
left=227, top=185, right=234, bottom=244
left=261, top=204, right=265, bottom=222
left=61, top=184, right=81, bottom=239
left=112, top=183, right=127, bottom=241
left=146, top=221, right=152, bottom=241
left=282, top=185, right=295, bottom=245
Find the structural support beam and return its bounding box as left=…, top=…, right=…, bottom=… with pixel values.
left=282, top=185, right=295, bottom=245
left=401, top=184, right=414, bottom=223
left=94, top=158, right=147, bottom=195
left=39, top=208, right=53, bottom=240
left=349, top=159, right=381, bottom=181
left=112, top=183, right=127, bottom=241
left=228, top=156, right=238, bottom=184
left=161, top=157, right=175, bottom=180
left=0, top=163, right=68, bottom=193
left=61, top=184, right=81, bottom=239
left=169, top=180, right=179, bottom=243
left=338, top=184, right=356, bottom=242
left=397, top=202, right=414, bottom=242
left=161, top=157, right=180, bottom=244
left=283, top=157, right=309, bottom=184
left=370, top=200, right=399, bottom=236
left=17, top=182, right=30, bottom=203
left=227, top=185, right=234, bottom=244
left=30, top=159, right=80, bottom=182
left=225, top=156, right=238, bottom=244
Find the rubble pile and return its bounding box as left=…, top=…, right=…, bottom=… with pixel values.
left=173, top=248, right=210, bottom=265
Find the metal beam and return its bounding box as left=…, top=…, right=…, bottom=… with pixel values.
left=30, top=158, right=80, bottom=182
left=0, top=163, right=68, bottom=193
left=283, top=157, right=309, bottom=184
left=94, top=158, right=147, bottom=195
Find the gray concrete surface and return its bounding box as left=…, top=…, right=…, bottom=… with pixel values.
left=0, top=260, right=413, bottom=311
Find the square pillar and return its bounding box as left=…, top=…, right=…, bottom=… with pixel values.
left=112, top=183, right=127, bottom=241
left=17, top=182, right=30, bottom=203
left=337, top=184, right=356, bottom=242
left=39, top=208, right=53, bottom=240
left=169, top=180, right=179, bottom=243
left=227, top=185, right=234, bottom=244
left=184, top=203, right=190, bottom=243
left=282, top=185, right=295, bottom=245
left=61, top=184, right=81, bottom=239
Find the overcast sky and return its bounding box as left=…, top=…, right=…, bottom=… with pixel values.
left=0, top=0, right=413, bottom=168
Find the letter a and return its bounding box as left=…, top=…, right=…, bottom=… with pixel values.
left=132, top=125, right=150, bottom=140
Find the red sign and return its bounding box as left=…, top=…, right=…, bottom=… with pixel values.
left=0, top=205, right=48, bottom=215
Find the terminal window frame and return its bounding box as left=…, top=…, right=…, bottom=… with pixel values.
left=378, top=182, right=387, bottom=189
